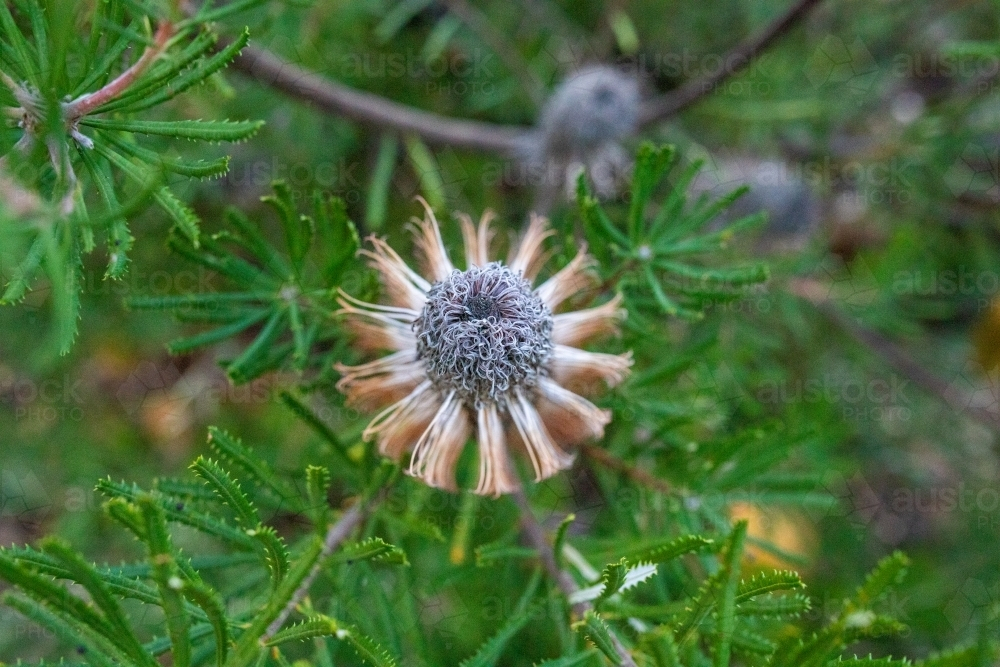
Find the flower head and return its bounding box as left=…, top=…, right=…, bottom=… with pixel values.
left=336, top=200, right=632, bottom=496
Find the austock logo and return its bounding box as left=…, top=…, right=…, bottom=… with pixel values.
left=944, top=143, right=1000, bottom=200
left=804, top=35, right=878, bottom=94
left=0, top=467, right=51, bottom=538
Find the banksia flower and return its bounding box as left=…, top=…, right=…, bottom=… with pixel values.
left=336, top=201, right=632, bottom=497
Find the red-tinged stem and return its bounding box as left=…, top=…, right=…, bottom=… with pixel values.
left=63, top=22, right=174, bottom=120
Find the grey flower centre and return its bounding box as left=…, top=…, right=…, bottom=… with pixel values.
left=414, top=263, right=553, bottom=407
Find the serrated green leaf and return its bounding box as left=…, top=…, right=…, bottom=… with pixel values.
left=81, top=118, right=264, bottom=142
left=332, top=538, right=409, bottom=566
left=122, top=28, right=251, bottom=113
left=625, top=534, right=715, bottom=567
left=460, top=601, right=542, bottom=667
left=713, top=520, right=748, bottom=667
left=595, top=558, right=629, bottom=608
left=104, top=133, right=230, bottom=179
left=572, top=610, right=623, bottom=665
left=856, top=552, right=910, bottom=607
left=190, top=456, right=260, bottom=526
left=734, top=570, right=805, bottom=604
left=137, top=495, right=191, bottom=667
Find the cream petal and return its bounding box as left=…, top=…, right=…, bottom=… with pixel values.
left=410, top=196, right=454, bottom=282
left=551, top=293, right=626, bottom=347
left=340, top=316, right=414, bottom=353
left=407, top=391, right=471, bottom=492
left=368, top=236, right=431, bottom=292
left=458, top=210, right=495, bottom=268
left=360, top=236, right=428, bottom=310
left=549, top=345, right=633, bottom=390
left=335, top=350, right=425, bottom=411
left=475, top=402, right=519, bottom=497
left=536, top=249, right=597, bottom=311
left=537, top=377, right=611, bottom=446
left=363, top=381, right=440, bottom=459
left=506, top=388, right=575, bottom=482
left=336, top=289, right=419, bottom=323
left=508, top=213, right=554, bottom=282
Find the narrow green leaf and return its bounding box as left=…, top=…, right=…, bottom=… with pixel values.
left=734, top=570, right=805, bottom=604
left=81, top=118, right=264, bottom=142
left=138, top=495, right=191, bottom=667
left=105, top=133, right=231, bottom=179
left=97, top=478, right=257, bottom=549
left=553, top=514, right=575, bottom=569
left=404, top=134, right=446, bottom=210
left=572, top=610, right=623, bottom=665
left=0, top=3, right=39, bottom=84
left=856, top=552, right=910, bottom=607
left=206, top=427, right=300, bottom=503
left=459, top=602, right=542, bottom=667
left=314, top=193, right=359, bottom=284
left=306, top=465, right=332, bottom=531
left=39, top=539, right=154, bottom=667
left=94, top=29, right=218, bottom=110
left=180, top=581, right=230, bottom=667
left=224, top=307, right=287, bottom=383
left=122, top=28, right=251, bottom=113
left=713, top=521, right=748, bottom=667
left=190, top=456, right=260, bottom=527
left=2, top=595, right=120, bottom=667
left=332, top=538, right=408, bottom=566
left=366, top=134, right=398, bottom=230
left=628, top=143, right=675, bottom=243
left=167, top=309, right=271, bottom=354
left=625, top=534, right=714, bottom=567
left=265, top=617, right=338, bottom=646
left=0, top=235, right=46, bottom=304
left=595, top=559, right=629, bottom=608
left=93, top=142, right=201, bottom=245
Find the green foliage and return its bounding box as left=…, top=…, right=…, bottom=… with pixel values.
left=0, top=432, right=402, bottom=667
left=0, top=0, right=262, bottom=353
left=0, top=0, right=994, bottom=654
left=126, top=183, right=358, bottom=384
left=578, top=142, right=768, bottom=321
left=2, top=134, right=990, bottom=665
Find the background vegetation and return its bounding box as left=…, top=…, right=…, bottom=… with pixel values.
left=1, top=0, right=999, bottom=664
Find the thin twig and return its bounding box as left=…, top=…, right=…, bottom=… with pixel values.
left=227, top=40, right=528, bottom=154
left=790, top=278, right=1000, bottom=432
left=638, top=0, right=825, bottom=127
left=513, top=489, right=639, bottom=667
left=580, top=443, right=677, bottom=496
left=64, top=22, right=174, bottom=119
left=219, top=0, right=824, bottom=154
left=262, top=495, right=380, bottom=642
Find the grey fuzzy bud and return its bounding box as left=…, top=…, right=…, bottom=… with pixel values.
left=537, top=65, right=640, bottom=158
left=525, top=66, right=641, bottom=205
left=413, top=263, right=553, bottom=409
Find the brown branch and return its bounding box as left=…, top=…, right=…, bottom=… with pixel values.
left=580, top=443, right=677, bottom=496
left=790, top=278, right=1000, bottom=432
left=513, top=489, right=639, bottom=667
left=638, top=0, right=825, bottom=127
left=64, top=22, right=174, bottom=119
left=218, top=0, right=824, bottom=155
left=262, top=494, right=380, bottom=642
left=227, top=39, right=529, bottom=154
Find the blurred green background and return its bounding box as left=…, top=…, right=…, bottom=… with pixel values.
left=3, top=0, right=1000, bottom=660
